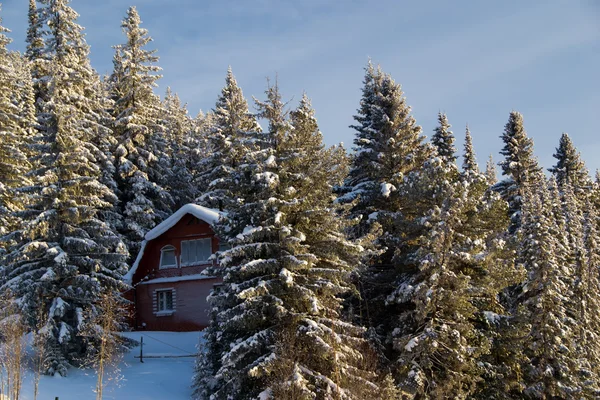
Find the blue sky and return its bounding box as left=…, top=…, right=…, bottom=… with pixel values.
left=2, top=0, right=599, bottom=173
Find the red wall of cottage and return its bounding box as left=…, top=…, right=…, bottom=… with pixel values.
left=135, top=278, right=220, bottom=331
left=131, top=214, right=219, bottom=284
left=129, top=213, right=223, bottom=331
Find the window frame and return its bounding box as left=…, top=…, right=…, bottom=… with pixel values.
left=159, top=245, right=178, bottom=269
left=156, top=289, right=174, bottom=314
left=180, top=238, right=213, bottom=266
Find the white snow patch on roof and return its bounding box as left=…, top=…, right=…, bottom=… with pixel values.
left=124, top=241, right=147, bottom=284
left=145, top=204, right=222, bottom=241
left=138, top=274, right=217, bottom=285
left=124, top=204, right=223, bottom=284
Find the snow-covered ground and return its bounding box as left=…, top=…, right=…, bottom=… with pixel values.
left=18, top=331, right=203, bottom=400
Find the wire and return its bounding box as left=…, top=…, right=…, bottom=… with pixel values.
left=138, top=332, right=198, bottom=355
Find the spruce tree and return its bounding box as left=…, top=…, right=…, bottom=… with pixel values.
left=0, top=11, right=32, bottom=243
left=431, top=112, right=457, bottom=164
left=1, top=0, right=128, bottom=375
left=160, top=88, right=196, bottom=208
left=25, top=0, right=48, bottom=110
left=462, top=124, right=478, bottom=174
left=548, top=133, right=590, bottom=192
left=91, top=74, right=122, bottom=236
left=591, top=170, right=600, bottom=224
left=11, top=53, right=37, bottom=141
left=519, top=181, right=580, bottom=398
left=195, top=67, right=261, bottom=211
left=194, top=87, right=385, bottom=399
left=341, top=62, right=429, bottom=236
left=556, top=184, right=600, bottom=396
left=485, top=154, right=497, bottom=185
left=187, top=109, right=212, bottom=188
left=109, top=6, right=173, bottom=256
left=494, top=111, right=542, bottom=234
left=339, top=64, right=431, bottom=346
left=395, top=183, right=482, bottom=399
left=577, top=199, right=600, bottom=396
left=391, top=154, right=522, bottom=398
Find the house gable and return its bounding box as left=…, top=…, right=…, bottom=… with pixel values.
left=125, top=204, right=223, bottom=285
left=124, top=204, right=225, bottom=331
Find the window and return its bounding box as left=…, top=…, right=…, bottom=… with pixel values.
left=159, top=245, right=177, bottom=269
left=181, top=238, right=212, bottom=265
left=157, top=290, right=173, bottom=312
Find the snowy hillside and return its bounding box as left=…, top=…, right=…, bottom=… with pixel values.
left=18, top=332, right=202, bottom=400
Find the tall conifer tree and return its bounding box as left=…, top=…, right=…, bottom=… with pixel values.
left=494, top=111, right=542, bottom=234
left=519, top=181, right=580, bottom=398
left=548, top=133, right=590, bottom=192
left=0, top=10, right=32, bottom=242
left=161, top=88, right=196, bottom=208
left=462, top=125, right=478, bottom=174
left=431, top=112, right=457, bottom=164
left=109, top=6, right=173, bottom=256
left=1, top=0, right=128, bottom=375
left=341, top=62, right=429, bottom=236
left=25, top=0, right=48, bottom=110
left=194, top=87, right=385, bottom=399
left=485, top=154, right=497, bottom=185
left=195, top=67, right=261, bottom=211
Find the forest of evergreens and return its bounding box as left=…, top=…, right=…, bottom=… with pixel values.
left=1, top=1, right=599, bottom=399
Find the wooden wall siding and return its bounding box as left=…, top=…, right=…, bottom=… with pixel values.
left=151, top=287, right=177, bottom=314
left=135, top=278, right=221, bottom=331
left=129, top=212, right=224, bottom=331
left=132, top=213, right=220, bottom=285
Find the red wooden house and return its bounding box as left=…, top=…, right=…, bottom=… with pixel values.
left=124, top=204, right=225, bottom=331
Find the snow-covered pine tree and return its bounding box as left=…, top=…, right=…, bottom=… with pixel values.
left=0, top=11, right=32, bottom=244
left=160, top=87, right=196, bottom=208
left=591, top=170, right=600, bottom=226
left=193, top=80, right=287, bottom=399
left=391, top=151, right=523, bottom=398
left=186, top=109, right=212, bottom=190
left=11, top=53, right=37, bottom=141
left=462, top=124, right=478, bottom=174
left=25, top=0, right=49, bottom=110
left=340, top=61, right=429, bottom=238
left=494, top=111, right=542, bottom=234
left=1, top=0, right=128, bottom=376
left=338, top=64, right=432, bottom=362
left=265, top=94, right=387, bottom=399
left=90, top=73, right=123, bottom=238
left=547, top=177, right=570, bottom=276
left=559, top=184, right=600, bottom=396
left=461, top=150, right=526, bottom=400
left=109, top=6, right=173, bottom=257
left=548, top=133, right=590, bottom=193
left=195, top=67, right=262, bottom=211
left=576, top=198, right=600, bottom=396
left=380, top=122, right=460, bottom=350
left=485, top=154, right=497, bottom=185
left=394, top=183, right=482, bottom=399
left=518, top=180, right=580, bottom=398
left=194, top=86, right=386, bottom=399
left=431, top=112, right=457, bottom=164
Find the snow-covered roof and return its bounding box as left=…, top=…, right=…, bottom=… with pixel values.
left=138, top=273, right=217, bottom=285
left=145, top=203, right=221, bottom=241
left=124, top=204, right=223, bottom=284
